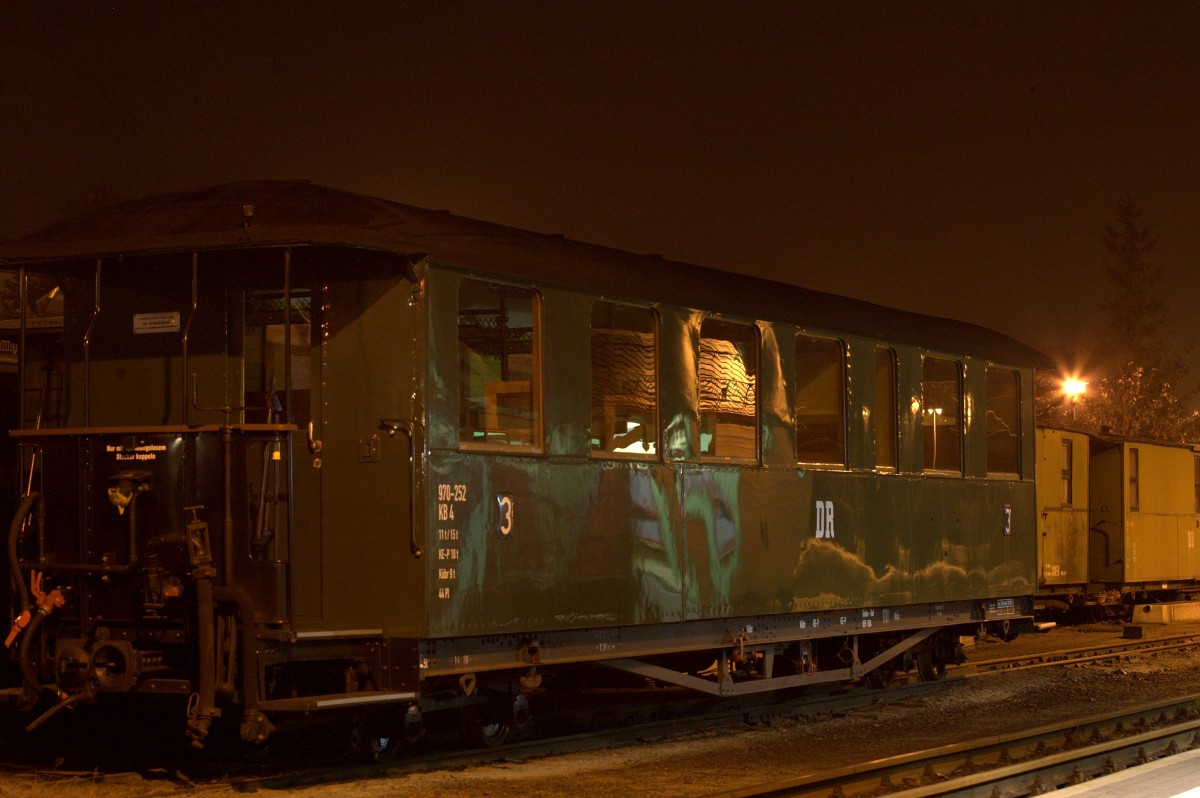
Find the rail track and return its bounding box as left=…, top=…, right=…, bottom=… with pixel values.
left=225, top=631, right=1200, bottom=792
left=170, top=631, right=1200, bottom=790
left=708, top=694, right=1200, bottom=798
left=6, top=629, right=1200, bottom=793
left=192, top=677, right=956, bottom=791
left=965, top=631, right=1200, bottom=675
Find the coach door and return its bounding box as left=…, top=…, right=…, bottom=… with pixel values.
left=314, top=277, right=421, bottom=631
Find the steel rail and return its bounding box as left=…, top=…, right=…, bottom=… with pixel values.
left=966, top=633, right=1200, bottom=675
left=229, top=634, right=1200, bottom=791
left=8, top=632, right=1193, bottom=790
left=707, top=694, right=1200, bottom=798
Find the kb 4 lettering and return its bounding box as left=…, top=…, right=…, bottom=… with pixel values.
left=815, top=500, right=835, bottom=539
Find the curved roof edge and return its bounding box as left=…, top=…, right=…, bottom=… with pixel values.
left=0, top=180, right=1052, bottom=369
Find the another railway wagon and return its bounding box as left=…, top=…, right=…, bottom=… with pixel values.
left=1035, top=426, right=1091, bottom=607
left=0, top=182, right=1046, bottom=756
left=1036, top=426, right=1200, bottom=615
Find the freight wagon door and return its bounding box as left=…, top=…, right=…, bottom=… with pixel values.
left=314, top=277, right=420, bottom=632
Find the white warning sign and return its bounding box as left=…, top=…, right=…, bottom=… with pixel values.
left=133, top=312, right=181, bottom=334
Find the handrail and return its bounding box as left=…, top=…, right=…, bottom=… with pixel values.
left=82, top=259, right=102, bottom=427
left=17, top=267, right=26, bottom=431
left=379, top=418, right=422, bottom=558
left=181, top=252, right=198, bottom=425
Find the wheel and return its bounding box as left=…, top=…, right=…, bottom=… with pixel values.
left=349, top=712, right=403, bottom=763
left=917, top=650, right=946, bottom=682
left=865, top=661, right=897, bottom=689
left=998, top=619, right=1019, bottom=643
left=460, top=702, right=512, bottom=749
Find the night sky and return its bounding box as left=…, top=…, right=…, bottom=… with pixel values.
left=3, top=2, right=1199, bottom=383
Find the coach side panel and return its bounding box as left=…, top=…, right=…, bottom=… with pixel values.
left=421, top=266, right=1035, bottom=636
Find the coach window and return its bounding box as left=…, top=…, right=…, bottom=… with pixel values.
left=699, top=318, right=758, bottom=461
left=1061, top=439, right=1074, bottom=506
left=458, top=279, right=541, bottom=448
left=244, top=290, right=313, bottom=424
left=794, top=334, right=844, bottom=465
left=921, top=356, right=962, bottom=474
left=985, top=367, right=1020, bottom=477
left=1128, top=447, right=1140, bottom=512
left=874, top=347, right=898, bottom=470
left=1194, top=454, right=1200, bottom=514
left=590, top=301, right=657, bottom=457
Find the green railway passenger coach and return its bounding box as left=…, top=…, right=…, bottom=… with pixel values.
left=0, top=181, right=1049, bottom=755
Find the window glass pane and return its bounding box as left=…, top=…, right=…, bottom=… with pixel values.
left=1129, top=447, right=1140, bottom=511
left=922, top=356, right=961, bottom=473
left=1194, top=454, right=1200, bottom=514
left=1061, top=439, right=1074, bottom=506
left=985, top=367, right=1020, bottom=476
left=795, top=335, right=844, bottom=465
left=458, top=279, right=539, bottom=447
left=699, top=319, right=757, bottom=460
left=591, top=302, right=657, bottom=457
left=244, top=291, right=312, bottom=424
left=874, top=348, right=897, bottom=469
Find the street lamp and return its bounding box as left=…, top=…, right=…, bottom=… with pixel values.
left=1062, top=378, right=1087, bottom=422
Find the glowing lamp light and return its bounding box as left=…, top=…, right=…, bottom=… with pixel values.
left=1062, top=378, right=1087, bottom=398
left=1062, top=376, right=1087, bottom=422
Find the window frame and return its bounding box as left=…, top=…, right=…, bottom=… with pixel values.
left=242, top=289, right=314, bottom=426
left=1128, top=446, right=1140, bottom=512
left=984, top=366, right=1021, bottom=478
left=1061, top=439, right=1074, bottom=506
left=921, top=355, right=963, bottom=475
left=793, top=333, right=846, bottom=468
left=456, top=277, right=544, bottom=453
left=589, top=300, right=660, bottom=461
left=698, top=316, right=760, bottom=463
left=873, top=346, right=898, bottom=472
left=1194, top=453, right=1200, bottom=514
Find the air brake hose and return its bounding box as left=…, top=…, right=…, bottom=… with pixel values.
left=17, top=609, right=45, bottom=704
left=7, top=492, right=40, bottom=614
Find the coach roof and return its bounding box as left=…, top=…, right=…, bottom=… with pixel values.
left=0, top=180, right=1050, bottom=369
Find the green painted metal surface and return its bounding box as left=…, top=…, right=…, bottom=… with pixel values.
left=420, top=266, right=1037, bottom=638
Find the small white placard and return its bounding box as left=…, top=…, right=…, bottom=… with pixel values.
left=133, top=311, right=181, bottom=334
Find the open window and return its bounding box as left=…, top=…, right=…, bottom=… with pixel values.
left=590, top=301, right=657, bottom=458
left=699, top=318, right=758, bottom=461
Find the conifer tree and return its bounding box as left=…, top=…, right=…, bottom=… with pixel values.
left=1078, top=196, right=1200, bottom=440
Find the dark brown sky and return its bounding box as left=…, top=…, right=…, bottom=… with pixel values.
left=3, top=2, right=1200, bottom=381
